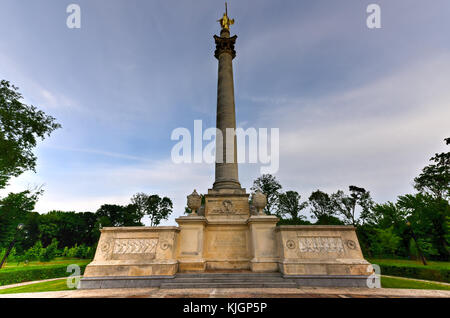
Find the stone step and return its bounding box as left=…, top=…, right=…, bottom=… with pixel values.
left=170, top=278, right=287, bottom=283
left=160, top=281, right=298, bottom=289
left=176, top=273, right=282, bottom=278
left=159, top=272, right=298, bottom=289
left=166, top=279, right=289, bottom=284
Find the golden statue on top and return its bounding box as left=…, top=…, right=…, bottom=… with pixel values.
left=217, top=2, right=234, bottom=30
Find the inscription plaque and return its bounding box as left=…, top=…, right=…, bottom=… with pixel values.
left=213, top=232, right=246, bottom=248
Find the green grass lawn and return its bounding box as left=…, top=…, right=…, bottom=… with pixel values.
left=0, top=278, right=73, bottom=294
left=0, top=257, right=91, bottom=287
left=368, top=258, right=450, bottom=271
left=1, top=257, right=91, bottom=271
left=381, top=276, right=450, bottom=290
left=366, top=258, right=450, bottom=283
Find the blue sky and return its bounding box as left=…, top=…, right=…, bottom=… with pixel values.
left=1, top=0, right=449, bottom=225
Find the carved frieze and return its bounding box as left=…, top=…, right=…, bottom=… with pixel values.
left=297, top=236, right=345, bottom=254
left=113, top=238, right=158, bottom=254
left=208, top=199, right=247, bottom=215
left=101, top=238, right=159, bottom=260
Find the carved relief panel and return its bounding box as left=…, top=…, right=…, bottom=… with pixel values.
left=100, top=238, right=160, bottom=260
left=205, top=195, right=250, bottom=219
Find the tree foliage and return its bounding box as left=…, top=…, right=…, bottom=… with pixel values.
left=332, top=186, right=373, bottom=226
left=251, top=174, right=282, bottom=215
left=414, top=138, right=449, bottom=200
left=369, top=227, right=402, bottom=257
left=397, top=193, right=449, bottom=259
left=0, top=80, right=61, bottom=189
left=96, top=204, right=143, bottom=228
left=278, top=191, right=308, bottom=220
left=131, top=193, right=173, bottom=226
left=0, top=189, right=41, bottom=248
left=308, top=190, right=336, bottom=222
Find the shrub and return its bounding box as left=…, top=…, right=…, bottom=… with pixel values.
left=0, top=264, right=87, bottom=286
left=24, top=241, right=44, bottom=262
left=63, top=244, right=94, bottom=259
left=377, top=263, right=450, bottom=283
left=62, top=247, right=69, bottom=257
left=39, top=239, right=58, bottom=262
left=277, top=218, right=312, bottom=226
left=66, top=245, right=79, bottom=258
left=75, top=245, right=86, bottom=259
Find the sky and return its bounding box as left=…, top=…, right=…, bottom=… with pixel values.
left=0, top=0, right=449, bottom=225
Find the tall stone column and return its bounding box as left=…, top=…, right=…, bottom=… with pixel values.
left=213, top=28, right=242, bottom=190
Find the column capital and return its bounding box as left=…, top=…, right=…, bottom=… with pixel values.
left=214, top=35, right=237, bottom=59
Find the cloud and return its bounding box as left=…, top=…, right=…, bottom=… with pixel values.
left=1, top=0, right=449, bottom=225
left=1, top=155, right=214, bottom=225
left=43, top=145, right=154, bottom=163
left=251, top=54, right=450, bottom=205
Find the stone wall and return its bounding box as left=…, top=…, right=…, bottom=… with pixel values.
left=82, top=223, right=371, bottom=280
left=276, top=225, right=371, bottom=276
left=83, top=226, right=179, bottom=277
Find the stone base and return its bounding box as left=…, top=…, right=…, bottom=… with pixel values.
left=178, top=260, right=206, bottom=272
left=84, top=261, right=178, bottom=277
left=276, top=225, right=371, bottom=277
left=205, top=260, right=250, bottom=271
left=250, top=259, right=279, bottom=272
left=278, top=260, right=371, bottom=276
left=283, top=275, right=371, bottom=288
left=79, top=275, right=176, bottom=289
left=81, top=215, right=373, bottom=289
left=82, top=226, right=180, bottom=278
left=79, top=272, right=372, bottom=289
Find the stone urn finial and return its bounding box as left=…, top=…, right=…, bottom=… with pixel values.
left=187, top=189, right=201, bottom=216
left=252, top=190, right=267, bottom=215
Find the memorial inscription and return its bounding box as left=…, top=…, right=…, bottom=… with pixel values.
left=214, top=232, right=246, bottom=248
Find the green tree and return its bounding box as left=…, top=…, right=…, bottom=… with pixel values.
left=369, top=226, right=402, bottom=257
left=308, top=190, right=342, bottom=224
left=22, top=212, right=41, bottom=250
left=96, top=204, right=143, bottom=228
left=251, top=174, right=282, bottom=215
left=332, top=186, right=373, bottom=226
left=0, top=190, right=41, bottom=248
left=365, top=202, right=406, bottom=228
left=0, top=80, right=61, bottom=189
left=39, top=238, right=58, bottom=262
left=398, top=193, right=449, bottom=260
left=278, top=191, right=308, bottom=220
left=414, top=137, right=449, bottom=200
left=24, top=240, right=44, bottom=261
left=131, top=193, right=173, bottom=226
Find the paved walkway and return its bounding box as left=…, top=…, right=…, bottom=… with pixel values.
left=0, top=277, right=69, bottom=290
left=383, top=275, right=450, bottom=286
left=1, top=275, right=449, bottom=298
left=0, top=286, right=449, bottom=298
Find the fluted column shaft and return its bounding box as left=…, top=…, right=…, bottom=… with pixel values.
left=213, top=29, right=241, bottom=190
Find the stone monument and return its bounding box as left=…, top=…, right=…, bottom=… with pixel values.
left=80, top=5, right=372, bottom=289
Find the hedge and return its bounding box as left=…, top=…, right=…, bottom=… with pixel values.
left=377, top=263, right=450, bottom=283
left=0, top=264, right=87, bottom=286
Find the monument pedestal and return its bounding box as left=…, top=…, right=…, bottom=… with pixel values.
left=82, top=227, right=179, bottom=279
left=80, top=221, right=372, bottom=289
left=176, top=216, right=207, bottom=272
left=276, top=225, right=371, bottom=277
left=248, top=215, right=279, bottom=272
